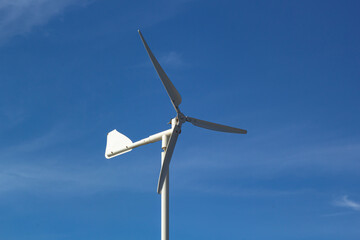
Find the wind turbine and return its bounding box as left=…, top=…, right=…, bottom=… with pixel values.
left=105, top=30, right=247, bottom=240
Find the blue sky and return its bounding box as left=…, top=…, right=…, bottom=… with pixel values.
left=0, top=0, right=360, bottom=239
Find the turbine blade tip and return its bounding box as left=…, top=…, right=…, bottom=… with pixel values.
left=157, top=184, right=162, bottom=194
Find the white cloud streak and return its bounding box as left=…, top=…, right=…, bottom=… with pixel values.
left=0, top=0, right=88, bottom=43
left=334, top=195, right=360, bottom=211
left=1, top=122, right=359, bottom=197
left=160, top=51, right=183, bottom=67
left=0, top=125, right=159, bottom=195
left=0, top=159, right=157, bottom=195
left=173, top=121, right=360, bottom=179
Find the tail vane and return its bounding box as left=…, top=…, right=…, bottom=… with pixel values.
left=105, top=130, right=133, bottom=159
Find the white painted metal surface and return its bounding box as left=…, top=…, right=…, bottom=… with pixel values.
left=105, top=130, right=133, bottom=158
left=161, top=134, right=169, bottom=240
left=105, top=129, right=172, bottom=159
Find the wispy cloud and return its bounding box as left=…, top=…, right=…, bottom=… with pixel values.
left=127, top=50, right=185, bottom=72
left=0, top=125, right=159, bottom=195
left=179, top=182, right=314, bottom=198
left=0, top=159, right=157, bottom=195
left=173, top=121, right=360, bottom=179
left=322, top=211, right=354, bottom=217
left=1, top=122, right=359, bottom=197
left=160, top=51, right=183, bottom=67
left=333, top=195, right=360, bottom=211
left=0, top=0, right=89, bottom=44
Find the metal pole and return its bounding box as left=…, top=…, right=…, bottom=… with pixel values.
left=161, top=134, right=169, bottom=240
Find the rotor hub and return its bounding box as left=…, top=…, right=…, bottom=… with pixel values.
left=177, top=112, right=186, bottom=124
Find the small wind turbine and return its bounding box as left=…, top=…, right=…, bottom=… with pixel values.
left=105, top=30, right=247, bottom=240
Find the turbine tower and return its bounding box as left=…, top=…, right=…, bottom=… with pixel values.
left=105, top=30, right=247, bottom=240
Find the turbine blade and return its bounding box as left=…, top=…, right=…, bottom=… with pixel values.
left=186, top=117, right=247, bottom=134
left=157, top=124, right=181, bottom=194
left=138, top=30, right=182, bottom=112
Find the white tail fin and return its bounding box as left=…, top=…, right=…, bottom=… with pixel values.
left=105, top=130, right=133, bottom=159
